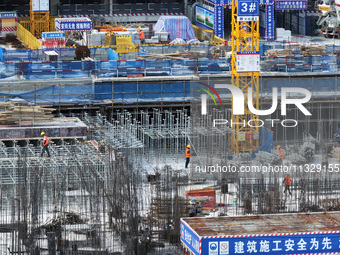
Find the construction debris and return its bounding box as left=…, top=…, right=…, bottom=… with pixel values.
left=256, top=151, right=282, bottom=165
left=285, top=153, right=308, bottom=164
left=209, top=45, right=228, bottom=57
left=332, top=147, right=340, bottom=159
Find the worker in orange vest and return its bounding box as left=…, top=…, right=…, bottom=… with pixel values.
left=40, top=132, right=51, bottom=157
left=277, top=145, right=285, bottom=165
left=283, top=174, right=292, bottom=195
left=277, top=145, right=285, bottom=159
left=185, top=145, right=191, bottom=168
left=122, top=27, right=127, bottom=32
left=137, top=26, right=145, bottom=44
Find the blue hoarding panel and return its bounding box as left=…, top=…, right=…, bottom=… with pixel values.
left=275, top=0, right=307, bottom=10
left=201, top=233, right=340, bottom=255
left=265, top=4, right=275, bottom=41
left=181, top=219, right=200, bottom=255
left=215, top=5, right=224, bottom=38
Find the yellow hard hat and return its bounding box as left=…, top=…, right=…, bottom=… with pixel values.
left=123, top=27, right=126, bottom=31
left=138, top=26, right=142, bottom=30
left=41, top=132, right=45, bottom=136
left=277, top=145, right=281, bottom=149
left=187, top=145, right=190, bottom=148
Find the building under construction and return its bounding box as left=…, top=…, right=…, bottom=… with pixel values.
left=1, top=1, right=340, bottom=254
left=0, top=72, right=338, bottom=255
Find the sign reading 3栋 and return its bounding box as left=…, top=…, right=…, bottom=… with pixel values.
left=237, top=0, right=259, bottom=21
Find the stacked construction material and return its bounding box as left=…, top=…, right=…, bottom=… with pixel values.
left=300, top=45, right=326, bottom=56
left=0, top=99, right=54, bottom=125
left=137, top=51, right=206, bottom=60
left=264, top=48, right=293, bottom=57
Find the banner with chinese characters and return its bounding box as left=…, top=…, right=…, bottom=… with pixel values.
left=275, top=0, right=307, bottom=10
left=200, top=233, right=340, bottom=255
left=214, top=5, right=224, bottom=38
left=265, top=4, right=275, bottom=41
left=55, top=18, right=92, bottom=32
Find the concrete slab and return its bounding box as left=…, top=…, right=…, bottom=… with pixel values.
left=0, top=117, right=88, bottom=140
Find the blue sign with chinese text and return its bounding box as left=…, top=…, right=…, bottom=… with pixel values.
left=56, top=20, right=92, bottom=31
left=42, top=32, right=65, bottom=38
left=238, top=0, right=259, bottom=21
left=0, top=13, right=17, bottom=18
left=265, top=4, right=274, bottom=41
left=214, top=5, right=224, bottom=38
left=180, top=219, right=200, bottom=255
left=201, top=233, right=340, bottom=255
left=275, top=0, right=307, bottom=10
left=215, top=0, right=231, bottom=5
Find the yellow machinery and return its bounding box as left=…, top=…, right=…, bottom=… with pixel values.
left=29, top=0, right=49, bottom=38
left=231, top=0, right=260, bottom=153
left=103, top=33, right=139, bottom=53
left=103, top=32, right=116, bottom=47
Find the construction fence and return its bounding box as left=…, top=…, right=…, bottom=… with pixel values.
left=1, top=45, right=340, bottom=80
left=0, top=76, right=337, bottom=106
left=3, top=55, right=340, bottom=80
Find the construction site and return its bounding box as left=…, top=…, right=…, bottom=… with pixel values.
left=0, top=0, right=340, bottom=254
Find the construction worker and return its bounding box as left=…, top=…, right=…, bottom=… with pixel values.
left=188, top=199, right=197, bottom=217
left=277, top=145, right=285, bottom=163
left=141, top=226, right=152, bottom=252
left=122, top=27, right=127, bottom=32
left=283, top=174, right=292, bottom=195
left=137, top=26, right=145, bottom=44
left=40, top=132, right=51, bottom=157
left=185, top=145, right=191, bottom=168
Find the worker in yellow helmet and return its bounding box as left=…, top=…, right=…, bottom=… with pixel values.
left=185, top=145, right=191, bottom=168
left=137, top=26, right=145, bottom=44
left=40, top=132, right=51, bottom=157
left=122, top=27, right=127, bottom=31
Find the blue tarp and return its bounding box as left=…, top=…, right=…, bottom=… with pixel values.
left=153, top=16, right=196, bottom=41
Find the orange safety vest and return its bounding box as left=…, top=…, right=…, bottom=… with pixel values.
left=43, top=135, right=49, bottom=146
left=138, top=30, right=145, bottom=39
left=186, top=147, right=191, bottom=158
left=278, top=148, right=285, bottom=159
left=284, top=177, right=291, bottom=186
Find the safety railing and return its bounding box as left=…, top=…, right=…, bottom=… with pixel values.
left=16, top=23, right=42, bottom=50
left=261, top=55, right=338, bottom=72
left=10, top=58, right=228, bottom=80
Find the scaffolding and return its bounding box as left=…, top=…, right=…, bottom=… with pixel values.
left=0, top=99, right=338, bottom=253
